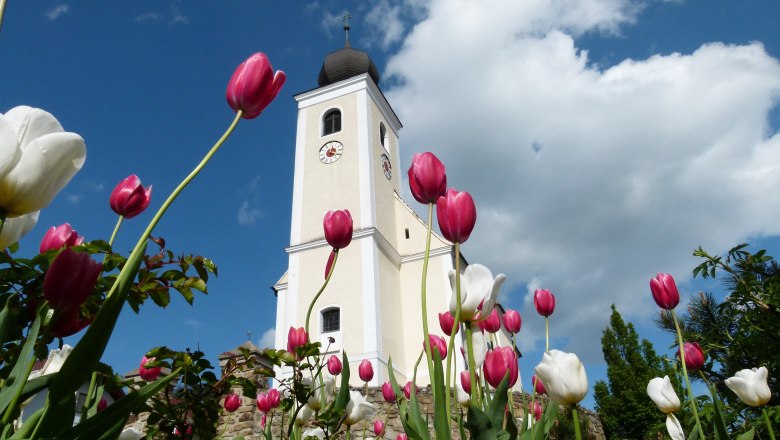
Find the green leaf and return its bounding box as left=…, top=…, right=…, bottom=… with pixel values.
left=466, top=404, right=498, bottom=440
left=431, top=350, right=451, bottom=440
left=387, top=358, right=426, bottom=440
left=0, top=293, right=11, bottom=346
left=707, top=385, right=729, bottom=440
left=686, top=426, right=700, bottom=440
left=175, top=286, right=194, bottom=305
left=0, top=305, right=43, bottom=423
left=487, top=372, right=510, bottom=431
left=735, top=427, right=755, bottom=440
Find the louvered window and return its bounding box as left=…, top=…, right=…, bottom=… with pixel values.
left=380, top=123, right=387, bottom=148
left=323, top=109, right=341, bottom=135
left=321, top=308, right=340, bottom=333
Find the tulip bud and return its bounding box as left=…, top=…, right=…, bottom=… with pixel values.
left=646, top=376, right=681, bottom=413
left=257, top=389, right=281, bottom=413
left=403, top=381, right=417, bottom=399
left=408, top=152, right=447, bottom=204
left=373, top=420, right=385, bottom=437
left=397, top=435, right=408, bottom=440
left=534, top=350, right=588, bottom=405
left=438, top=311, right=458, bottom=336
left=436, top=189, right=476, bottom=244
left=478, top=308, right=501, bottom=333
left=725, top=367, right=771, bottom=407
left=503, top=309, right=522, bottom=334
left=382, top=381, right=396, bottom=402
left=424, top=335, right=447, bottom=360
left=109, top=174, right=152, bottom=219
left=50, top=307, right=91, bottom=338
left=532, top=401, right=542, bottom=421
left=649, top=273, right=680, bottom=310
left=677, top=342, right=704, bottom=371
left=43, top=248, right=102, bottom=312
left=323, top=209, right=353, bottom=250
left=287, top=326, right=308, bottom=356
left=359, top=359, right=374, bottom=382
left=40, top=223, right=83, bottom=253
left=97, top=398, right=108, bottom=412
left=460, top=370, right=471, bottom=394
left=532, top=375, right=546, bottom=395
left=227, top=52, right=286, bottom=119
left=327, top=355, right=343, bottom=375
left=139, top=356, right=162, bottom=381
left=483, top=346, right=519, bottom=388
left=533, top=289, right=555, bottom=317
left=224, top=393, right=241, bottom=412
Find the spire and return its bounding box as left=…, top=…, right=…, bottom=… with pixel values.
left=342, top=11, right=352, bottom=47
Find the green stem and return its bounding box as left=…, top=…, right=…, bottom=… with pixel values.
left=545, top=317, right=549, bottom=352
left=111, top=111, right=243, bottom=299
left=572, top=406, right=582, bottom=440
left=445, top=217, right=463, bottom=421
left=764, top=407, right=777, bottom=440
left=107, top=215, right=124, bottom=248
left=529, top=386, right=538, bottom=438
left=346, top=426, right=351, bottom=440
left=421, top=203, right=435, bottom=393
left=79, top=371, right=99, bottom=423
left=305, top=249, right=338, bottom=336
left=672, top=310, right=705, bottom=439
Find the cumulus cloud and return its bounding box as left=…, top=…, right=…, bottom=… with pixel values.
left=385, top=0, right=780, bottom=360
left=46, top=4, right=69, bottom=21
left=237, top=175, right=265, bottom=225
left=257, top=327, right=276, bottom=349
left=364, top=0, right=406, bottom=49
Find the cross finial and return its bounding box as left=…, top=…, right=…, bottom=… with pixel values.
left=247, top=330, right=253, bottom=342
left=342, top=11, right=352, bottom=47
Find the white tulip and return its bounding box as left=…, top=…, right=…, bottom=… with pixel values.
left=646, top=376, right=680, bottom=414
left=449, top=264, right=506, bottom=321
left=456, top=376, right=470, bottom=408
left=0, top=106, right=86, bottom=217
left=344, top=390, right=377, bottom=425
left=118, top=428, right=144, bottom=440
left=28, top=344, right=73, bottom=380
left=303, top=372, right=336, bottom=410
left=725, top=366, right=771, bottom=407
left=470, top=322, right=487, bottom=368
left=0, top=210, right=38, bottom=248
left=295, top=405, right=315, bottom=426
left=303, top=428, right=326, bottom=440
left=534, top=350, right=588, bottom=405
left=666, top=414, right=685, bottom=440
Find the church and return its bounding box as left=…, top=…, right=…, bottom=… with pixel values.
left=270, top=20, right=465, bottom=388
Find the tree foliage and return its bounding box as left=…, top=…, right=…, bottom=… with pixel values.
left=594, top=305, right=676, bottom=439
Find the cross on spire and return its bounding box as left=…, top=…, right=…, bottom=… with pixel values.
left=343, top=11, right=352, bottom=47
left=246, top=330, right=253, bottom=342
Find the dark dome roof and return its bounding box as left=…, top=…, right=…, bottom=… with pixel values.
left=318, top=46, right=381, bottom=87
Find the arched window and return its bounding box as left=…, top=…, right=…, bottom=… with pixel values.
left=379, top=122, right=387, bottom=148
left=321, top=307, right=340, bottom=333
left=323, top=109, right=341, bottom=136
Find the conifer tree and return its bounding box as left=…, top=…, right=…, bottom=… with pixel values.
left=594, top=305, right=675, bottom=439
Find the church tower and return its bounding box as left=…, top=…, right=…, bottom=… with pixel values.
left=272, top=18, right=460, bottom=386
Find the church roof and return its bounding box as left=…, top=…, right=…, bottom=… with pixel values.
left=318, top=46, right=381, bottom=88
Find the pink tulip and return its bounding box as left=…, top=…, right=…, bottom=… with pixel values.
left=408, top=152, right=447, bottom=204
left=460, top=370, right=472, bottom=394
left=49, top=308, right=91, bottom=337
left=478, top=308, right=501, bottom=333
left=109, top=174, right=152, bottom=219
left=323, top=209, right=353, bottom=250
left=438, top=311, right=458, bottom=336
left=532, top=401, right=542, bottom=421
left=404, top=381, right=417, bottom=399
left=503, top=309, right=522, bottom=334
left=532, top=375, right=546, bottom=395
left=436, top=189, right=476, bottom=244
left=224, top=393, right=241, bottom=412
left=139, top=356, right=162, bottom=381
left=397, top=435, right=408, bottom=440
left=256, top=389, right=280, bottom=413
left=678, top=342, right=705, bottom=371
left=97, top=398, right=108, bottom=412
left=483, top=346, right=518, bottom=388
left=327, top=355, right=343, bottom=375
left=533, top=289, right=555, bottom=317
left=39, top=223, right=83, bottom=253
left=359, top=359, right=374, bottom=382
left=324, top=249, right=336, bottom=279
left=650, top=273, right=680, bottom=310
left=373, top=420, right=385, bottom=437
left=382, top=381, right=396, bottom=402
left=286, top=327, right=308, bottom=355
left=226, top=52, right=286, bottom=119
left=424, top=335, right=448, bottom=360
left=43, top=248, right=102, bottom=312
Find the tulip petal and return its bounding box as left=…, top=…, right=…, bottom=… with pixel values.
left=461, top=264, right=493, bottom=318
left=0, top=132, right=85, bottom=216
left=481, top=273, right=506, bottom=318
left=666, top=414, right=685, bottom=440
left=0, top=211, right=38, bottom=248
left=470, top=323, right=487, bottom=368
left=4, top=106, right=64, bottom=149
left=0, top=115, right=20, bottom=177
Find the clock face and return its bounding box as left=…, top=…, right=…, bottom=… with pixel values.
left=380, top=153, right=392, bottom=180
left=319, top=141, right=343, bottom=164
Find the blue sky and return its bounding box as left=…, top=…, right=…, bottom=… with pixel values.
left=2, top=1, right=779, bottom=410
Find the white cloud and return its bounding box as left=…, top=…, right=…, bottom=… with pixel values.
left=257, top=327, right=275, bottom=349
left=184, top=318, right=202, bottom=330
left=385, top=0, right=780, bottom=361
left=364, top=0, right=406, bottom=49
left=66, top=194, right=82, bottom=204
left=237, top=201, right=264, bottom=225
left=134, top=12, right=162, bottom=23
left=46, top=4, right=69, bottom=21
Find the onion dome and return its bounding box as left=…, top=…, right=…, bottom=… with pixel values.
left=318, top=12, right=381, bottom=87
